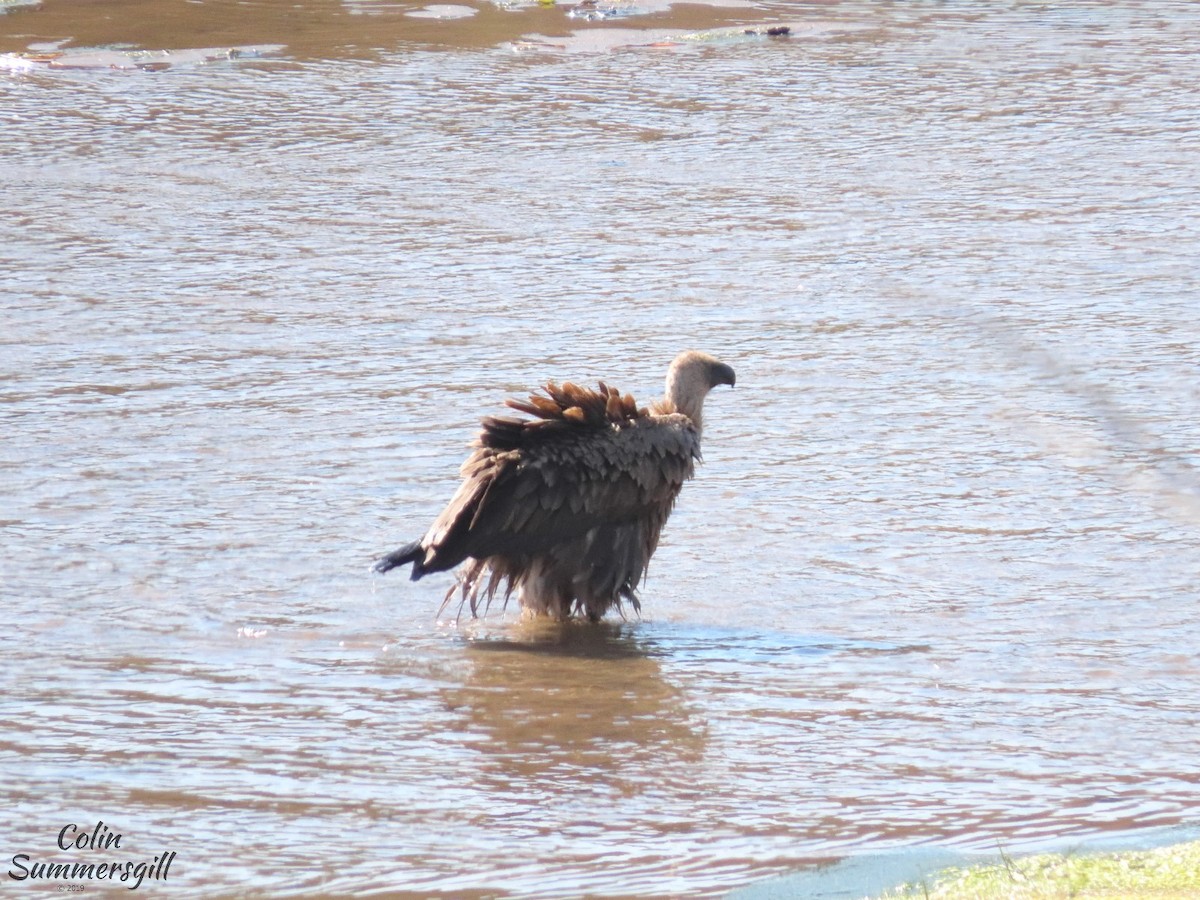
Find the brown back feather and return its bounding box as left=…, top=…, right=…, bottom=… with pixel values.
left=481, top=381, right=650, bottom=451
left=412, top=378, right=697, bottom=582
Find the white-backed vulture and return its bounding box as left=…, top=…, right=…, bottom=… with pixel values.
left=374, top=350, right=736, bottom=622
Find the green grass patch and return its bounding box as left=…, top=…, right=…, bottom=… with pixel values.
left=881, top=839, right=1200, bottom=899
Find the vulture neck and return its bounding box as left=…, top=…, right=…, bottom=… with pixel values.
left=662, top=375, right=709, bottom=438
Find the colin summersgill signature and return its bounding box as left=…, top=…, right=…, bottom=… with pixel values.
left=8, top=821, right=176, bottom=890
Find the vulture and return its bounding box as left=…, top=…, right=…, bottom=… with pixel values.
left=374, top=350, right=736, bottom=622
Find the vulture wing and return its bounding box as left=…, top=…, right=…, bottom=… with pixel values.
left=410, top=381, right=699, bottom=576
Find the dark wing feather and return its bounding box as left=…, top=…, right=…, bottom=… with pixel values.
left=411, top=382, right=697, bottom=576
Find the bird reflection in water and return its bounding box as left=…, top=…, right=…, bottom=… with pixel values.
left=441, top=620, right=705, bottom=793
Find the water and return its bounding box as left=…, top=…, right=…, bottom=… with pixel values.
left=3, top=1, right=1200, bottom=895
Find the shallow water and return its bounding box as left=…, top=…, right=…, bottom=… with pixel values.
left=3, top=0, right=1200, bottom=896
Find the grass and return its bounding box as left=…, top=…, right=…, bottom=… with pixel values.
left=880, top=839, right=1200, bottom=899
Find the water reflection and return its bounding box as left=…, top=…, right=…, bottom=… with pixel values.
left=447, top=621, right=705, bottom=793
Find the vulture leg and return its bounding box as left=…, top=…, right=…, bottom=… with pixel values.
left=518, top=559, right=573, bottom=620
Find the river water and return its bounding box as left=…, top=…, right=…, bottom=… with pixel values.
left=3, top=0, right=1199, bottom=896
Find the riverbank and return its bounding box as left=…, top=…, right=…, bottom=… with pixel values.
left=881, top=839, right=1200, bottom=898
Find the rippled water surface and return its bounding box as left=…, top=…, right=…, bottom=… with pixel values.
left=3, top=1, right=1200, bottom=896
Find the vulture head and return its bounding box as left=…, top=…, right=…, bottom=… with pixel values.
left=662, top=350, right=736, bottom=436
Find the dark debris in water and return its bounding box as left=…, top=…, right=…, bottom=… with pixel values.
left=744, top=25, right=791, bottom=37
left=510, top=20, right=807, bottom=54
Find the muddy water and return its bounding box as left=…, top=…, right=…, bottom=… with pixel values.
left=3, top=1, right=1200, bottom=896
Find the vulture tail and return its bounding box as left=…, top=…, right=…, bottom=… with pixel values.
left=374, top=541, right=425, bottom=578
